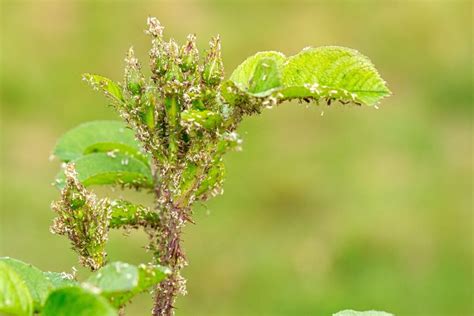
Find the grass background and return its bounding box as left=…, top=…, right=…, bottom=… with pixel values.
left=0, top=1, right=472, bottom=315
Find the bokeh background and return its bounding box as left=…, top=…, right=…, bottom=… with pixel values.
left=1, top=1, right=472, bottom=315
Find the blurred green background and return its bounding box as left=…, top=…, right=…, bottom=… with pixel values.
left=0, top=1, right=472, bottom=315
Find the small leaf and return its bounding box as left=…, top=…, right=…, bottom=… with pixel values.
left=43, top=272, right=77, bottom=289
left=109, top=200, right=159, bottom=228
left=53, top=121, right=147, bottom=164
left=83, top=74, right=124, bottom=103
left=110, top=264, right=169, bottom=307
left=136, top=264, right=170, bottom=290
left=0, top=257, right=53, bottom=312
left=196, top=161, right=225, bottom=198
left=86, top=262, right=138, bottom=294
left=333, top=310, right=394, bottom=316
left=0, top=261, right=33, bottom=316
left=229, top=51, right=285, bottom=91
left=42, top=287, right=117, bottom=316
left=281, top=46, right=390, bottom=105
left=85, top=262, right=170, bottom=308
left=181, top=109, right=222, bottom=130
left=55, top=153, right=153, bottom=189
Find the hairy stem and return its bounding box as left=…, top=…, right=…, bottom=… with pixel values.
left=151, top=172, right=189, bottom=316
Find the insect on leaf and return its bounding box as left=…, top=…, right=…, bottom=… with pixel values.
left=43, top=272, right=77, bottom=289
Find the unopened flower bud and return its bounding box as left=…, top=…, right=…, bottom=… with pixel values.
left=125, top=47, right=144, bottom=95
left=202, top=36, right=224, bottom=86
left=179, top=34, right=199, bottom=72
left=164, top=40, right=183, bottom=82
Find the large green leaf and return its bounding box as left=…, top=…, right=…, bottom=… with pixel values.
left=85, top=262, right=170, bottom=307
left=281, top=46, right=390, bottom=105
left=334, top=310, right=394, bottom=316
left=0, top=261, right=33, bottom=316
left=55, top=152, right=153, bottom=189
left=226, top=46, right=390, bottom=107
left=42, top=287, right=117, bottom=316
left=0, top=257, right=53, bottom=312
left=53, top=121, right=147, bottom=164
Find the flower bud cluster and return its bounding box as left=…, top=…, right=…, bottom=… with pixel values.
left=50, top=163, right=111, bottom=271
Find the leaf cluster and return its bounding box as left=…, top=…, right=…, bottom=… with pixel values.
left=0, top=257, right=169, bottom=315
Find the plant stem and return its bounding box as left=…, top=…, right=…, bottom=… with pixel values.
left=151, top=170, right=189, bottom=316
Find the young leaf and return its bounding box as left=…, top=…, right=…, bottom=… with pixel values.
left=54, top=153, right=153, bottom=189
left=0, top=261, right=33, bottom=316
left=109, top=200, right=160, bottom=228
left=53, top=121, right=147, bottom=164
left=333, top=310, right=394, bottom=316
left=281, top=46, right=390, bottom=105
left=42, top=287, right=117, bottom=316
left=113, top=264, right=170, bottom=307
left=82, top=74, right=124, bottom=104
left=229, top=51, right=285, bottom=91
left=196, top=161, right=225, bottom=199
left=181, top=109, right=222, bottom=131
left=85, top=262, right=170, bottom=308
left=0, top=257, right=53, bottom=312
